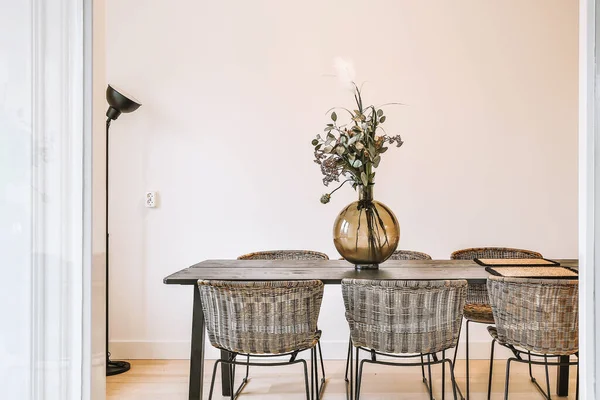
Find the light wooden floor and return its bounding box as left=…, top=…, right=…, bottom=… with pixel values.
left=107, top=359, right=578, bottom=399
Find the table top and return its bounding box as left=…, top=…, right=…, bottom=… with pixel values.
left=163, top=259, right=578, bottom=285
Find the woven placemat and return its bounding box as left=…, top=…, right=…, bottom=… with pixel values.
left=474, top=258, right=560, bottom=267
left=485, top=266, right=578, bottom=279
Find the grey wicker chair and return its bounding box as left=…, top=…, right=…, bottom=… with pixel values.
left=450, top=247, right=542, bottom=399
left=237, top=250, right=329, bottom=260
left=388, top=249, right=433, bottom=260
left=343, top=249, right=433, bottom=384
left=198, top=280, right=325, bottom=400
left=236, top=250, right=328, bottom=398
left=342, top=279, right=467, bottom=400
left=486, top=276, right=579, bottom=400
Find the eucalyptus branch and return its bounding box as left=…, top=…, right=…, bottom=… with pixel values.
left=325, top=107, right=355, bottom=118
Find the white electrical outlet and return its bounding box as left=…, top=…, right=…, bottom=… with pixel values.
left=145, top=191, right=157, bottom=208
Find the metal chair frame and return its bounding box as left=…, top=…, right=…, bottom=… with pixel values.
left=345, top=342, right=459, bottom=400
left=345, top=340, right=465, bottom=400
left=343, top=250, right=436, bottom=392
left=208, top=346, right=326, bottom=400
left=486, top=339, right=579, bottom=400
left=450, top=247, right=543, bottom=400
left=235, top=250, right=328, bottom=395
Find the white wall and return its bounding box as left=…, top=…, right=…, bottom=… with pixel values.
left=105, top=0, right=579, bottom=359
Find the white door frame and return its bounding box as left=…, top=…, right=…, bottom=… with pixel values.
left=1, top=0, right=102, bottom=398
left=29, top=0, right=96, bottom=397
left=579, top=0, right=598, bottom=398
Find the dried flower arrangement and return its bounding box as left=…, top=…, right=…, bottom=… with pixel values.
left=312, top=83, right=404, bottom=204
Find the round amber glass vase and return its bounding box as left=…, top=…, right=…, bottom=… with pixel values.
left=333, top=185, right=400, bottom=269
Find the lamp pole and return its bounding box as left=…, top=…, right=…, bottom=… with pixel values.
left=105, top=85, right=141, bottom=376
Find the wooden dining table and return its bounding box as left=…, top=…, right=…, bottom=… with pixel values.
left=163, top=258, right=578, bottom=400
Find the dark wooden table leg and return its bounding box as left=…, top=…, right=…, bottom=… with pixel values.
left=221, top=350, right=233, bottom=396
left=189, top=285, right=205, bottom=400
left=556, top=355, right=570, bottom=396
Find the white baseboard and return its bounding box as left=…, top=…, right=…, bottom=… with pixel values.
left=109, top=339, right=515, bottom=361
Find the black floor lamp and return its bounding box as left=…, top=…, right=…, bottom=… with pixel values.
left=105, top=84, right=141, bottom=376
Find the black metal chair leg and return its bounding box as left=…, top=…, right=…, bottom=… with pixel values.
left=453, top=317, right=463, bottom=367
left=576, top=361, right=579, bottom=400
left=310, top=347, right=316, bottom=400
left=442, top=350, right=446, bottom=400
left=317, top=340, right=326, bottom=398
left=347, top=342, right=354, bottom=400
left=344, top=336, right=351, bottom=382
left=448, top=359, right=458, bottom=400
left=528, top=351, right=536, bottom=382
left=428, top=354, right=435, bottom=400
left=356, top=359, right=367, bottom=400
left=229, top=360, right=235, bottom=400
left=229, top=354, right=238, bottom=400
left=317, top=347, right=321, bottom=399
left=466, top=320, right=470, bottom=400
left=420, top=354, right=436, bottom=399
left=504, top=358, right=513, bottom=400
left=300, top=359, right=310, bottom=400
left=228, top=354, right=250, bottom=400
left=316, top=347, right=320, bottom=400
left=544, top=356, right=551, bottom=400
left=355, top=347, right=360, bottom=400
left=208, top=359, right=222, bottom=400
left=452, top=318, right=465, bottom=400
left=487, top=339, right=495, bottom=400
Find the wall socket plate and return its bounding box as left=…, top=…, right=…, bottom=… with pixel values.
left=145, top=191, right=157, bottom=208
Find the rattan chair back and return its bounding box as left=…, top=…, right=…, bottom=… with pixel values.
left=342, top=279, right=467, bottom=354
left=451, top=247, right=542, bottom=305
left=387, top=250, right=432, bottom=260
left=237, top=250, right=329, bottom=260
left=450, top=247, right=542, bottom=260
left=198, top=280, right=324, bottom=355
left=487, top=276, right=578, bottom=355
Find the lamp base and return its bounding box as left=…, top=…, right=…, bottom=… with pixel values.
left=107, top=360, right=131, bottom=376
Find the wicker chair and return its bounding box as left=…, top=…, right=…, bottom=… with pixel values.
left=237, top=250, right=329, bottom=260
left=342, top=279, right=467, bottom=400
left=236, top=250, right=328, bottom=397
left=486, top=277, right=578, bottom=400
left=450, top=247, right=542, bottom=399
left=198, top=280, right=325, bottom=400
left=343, top=249, right=433, bottom=383
left=388, top=250, right=433, bottom=260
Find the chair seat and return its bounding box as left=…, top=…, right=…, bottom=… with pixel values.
left=487, top=326, right=578, bottom=357
left=220, top=330, right=322, bottom=355
left=464, top=303, right=495, bottom=324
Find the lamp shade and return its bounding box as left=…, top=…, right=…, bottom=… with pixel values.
left=106, top=84, right=141, bottom=120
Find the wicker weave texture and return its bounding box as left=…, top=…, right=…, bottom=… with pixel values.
left=450, top=247, right=543, bottom=305
left=487, top=276, right=578, bottom=355
left=341, top=279, right=467, bottom=354
left=198, top=280, right=324, bottom=354
left=387, top=250, right=432, bottom=260
left=237, top=250, right=329, bottom=260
